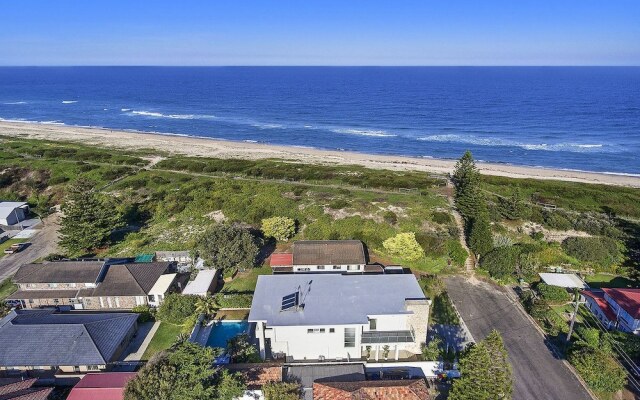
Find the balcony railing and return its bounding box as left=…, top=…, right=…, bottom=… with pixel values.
left=361, top=330, right=414, bottom=344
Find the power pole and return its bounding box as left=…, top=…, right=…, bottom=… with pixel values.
left=566, top=289, right=580, bottom=343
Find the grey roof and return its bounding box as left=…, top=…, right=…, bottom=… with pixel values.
left=90, top=263, right=170, bottom=297
left=248, top=274, right=426, bottom=326
left=0, top=202, right=27, bottom=220
left=286, top=364, right=365, bottom=400
left=13, top=261, right=105, bottom=284
left=182, top=269, right=217, bottom=295
left=292, top=240, right=365, bottom=266
left=0, top=310, right=137, bottom=367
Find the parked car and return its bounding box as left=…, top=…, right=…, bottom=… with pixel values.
left=3, top=243, right=26, bottom=254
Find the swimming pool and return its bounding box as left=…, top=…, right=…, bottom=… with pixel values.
left=205, top=320, right=250, bottom=348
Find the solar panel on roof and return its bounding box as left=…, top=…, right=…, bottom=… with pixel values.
left=281, top=292, right=299, bottom=311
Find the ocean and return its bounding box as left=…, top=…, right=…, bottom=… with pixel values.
left=0, top=67, right=639, bottom=175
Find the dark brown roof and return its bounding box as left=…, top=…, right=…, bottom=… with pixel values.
left=313, top=379, right=430, bottom=400
left=293, top=241, right=365, bottom=266
left=90, top=263, right=170, bottom=296
left=8, top=289, right=80, bottom=300
left=13, top=261, right=104, bottom=284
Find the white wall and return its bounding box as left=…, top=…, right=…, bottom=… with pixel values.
left=266, top=324, right=363, bottom=360
left=292, top=264, right=365, bottom=273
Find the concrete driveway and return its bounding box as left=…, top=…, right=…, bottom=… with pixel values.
left=0, top=213, right=60, bottom=283
left=445, top=276, right=592, bottom=400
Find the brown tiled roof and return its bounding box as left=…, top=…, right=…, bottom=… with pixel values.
left=313, top=379, right=430, bottom=400
left=363, top=265, right=384, bottom=273
left=293, top=241, right=365, bottom=266
left=90, top=263, right=170, bottom=296
left=8, top=289, right=80, bottom=300
left=13, top=261, right=104, bottom=284
left=0, top=378, right=53, bottom=400
left=226, top=363, right=283, bottom=389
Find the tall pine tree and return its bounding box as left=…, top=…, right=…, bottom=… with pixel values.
left=452, top=151, right=482, bottom=221
left=59, top=179, right=124, bottom=255
left=449, top=330, right=513, bottom=400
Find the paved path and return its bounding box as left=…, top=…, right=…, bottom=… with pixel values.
left=123, top=321, right=160, bottom=362
left=445, top=276, right=592, bottom=400
left=0, top=213, right=60, bottom=283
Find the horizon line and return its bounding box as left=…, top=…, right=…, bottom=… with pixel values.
left=1, top=65, right=639, bottom=68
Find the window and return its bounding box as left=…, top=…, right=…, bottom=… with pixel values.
left=344, top=328, right=356, bottom=348
left=148, top=295, right=155, bottom=302
left=369, top=319, right=377, bottom=330
left=53, top=299, right=59, bottom=304
left=69, top=283, right=77, bottom=288
left=48, top=283, right=58, bottom=288
left=299, top=267, right=311, bottom=272
left=333, top=266, right=341, bottom=270
left=307, top=328, right=325, bottom=334
left=88, top=365, right=100, bottom=371
left=347, top=265, right=360, bottom=271
left=329, top=328, right=335, bottom=333
left=317, top=265, right=325, bottom=270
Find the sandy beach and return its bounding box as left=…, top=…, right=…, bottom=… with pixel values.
left=1, top=120, right=639, bottom=188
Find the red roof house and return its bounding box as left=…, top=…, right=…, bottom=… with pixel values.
left=313, top=379, right=431, bottom=400
left=602, top=288, right=640, bottom=319
left=67, top=373, right=136, bottom=400
left=270, top=253, right=293, bottom=272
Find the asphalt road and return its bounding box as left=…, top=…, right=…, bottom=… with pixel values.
left=0, top=213, right=60, bottom=283
left=445, top=276, right=592, bottom=400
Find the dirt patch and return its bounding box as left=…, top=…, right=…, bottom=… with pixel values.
left=205, top=210, right=226, bottom=223
left=509, top=222, right=592, bottom=243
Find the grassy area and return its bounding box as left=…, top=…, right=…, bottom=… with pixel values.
left=141, top=322, right=183, bottom=361
left=0, top=278, right=17, bottom=301
left=585, top=273, right=638, bottom=289
left=221, top=265, right=271, bottom=293
left=0, top=239, right=26, bottom=257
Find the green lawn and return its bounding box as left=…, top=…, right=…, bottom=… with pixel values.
left=585, top=273, right=638, bottom=289
left=0, top=239, right=26, bottom=258
left=141, top=322, right=183, bottom=361
left=0, top=278, right=17, bottom=301
left=221, top=265, right=271, bottom=293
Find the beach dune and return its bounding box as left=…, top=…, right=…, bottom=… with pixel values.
left=1, top=120, right=639, bottom=188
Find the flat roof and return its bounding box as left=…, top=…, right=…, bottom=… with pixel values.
left=539, top=273, right=587, bottom=289
left=248, top=274, right=425, bottom=326
left=270, top=253, right=293, bottom=267
left=182, top=269, right=217, bottom=295
left=148, top=273, right=177, bottom=295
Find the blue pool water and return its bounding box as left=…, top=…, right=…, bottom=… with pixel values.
left=205, top=320, right=249, bottom=348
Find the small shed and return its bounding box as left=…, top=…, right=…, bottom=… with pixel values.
left=539, top=273, right=588, bottom=289
left=0, top=202, right=29, bottom=226
left=183, top=269, right=218, bottom=296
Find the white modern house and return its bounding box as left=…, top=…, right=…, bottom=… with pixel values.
left=0, top=201, right=29, bottom=226
left=270, top=240, right=367, bottom=273
left=147, top=273, right=178, bottom=307
left=248, top=274, right=430, bottom=362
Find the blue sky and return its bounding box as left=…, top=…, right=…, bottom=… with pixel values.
left=2, top=1, right=639, bottom=66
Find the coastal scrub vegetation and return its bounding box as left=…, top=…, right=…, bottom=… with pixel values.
left=2, top=137, right=640, bottom=279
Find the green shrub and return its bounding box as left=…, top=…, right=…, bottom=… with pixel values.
left=383, top=211, right=398, bottom=225
left=132, top=305, right=156, bottom=323
left=261, top=216, right=296, bottom=241
left=156, top=293, right=199, bottom=325
left=536, top=283, right=570, bottom=303
left=568, top=347, right=626, bottom=393
left=480, top=245, right=520, bottom=280
left=328, top=199, right=349, bottom=209
left=215, top=293, right=253, bottom=308
left=446, top=240, right=468, bottom=267
left=431, top=211, right=452, bottom=225
left=562, top=236, right=623, bottom=270
left=383, top=232, right=425, bottom=261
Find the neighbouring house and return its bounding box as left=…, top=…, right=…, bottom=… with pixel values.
left=285, top=364, right=365, bottom=400
left=182, top=269, right=218, bottom=297
left=538, top=273, right=587, bottom=289
left=227, top=363, right=283, bottom=400
left=249, top=274, right=430, bottom=361
left=0, top=309, right=138, bottom=374
left=67, top=372, right=137, bottom=400
left=313, top=379, right=430, bottom=400
left=582, top=288, right=640, bottom=333
left=270, top=240, right=367, bottom=274
left=9, top=259, right=179, bottom=310
left=155, top=251, right=192, bottom=267
left=0, top=202, right=29, bottom=226
left=0, top=378, right=53, bottom=400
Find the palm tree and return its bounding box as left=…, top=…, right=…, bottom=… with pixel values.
left=195, top=294, right=219, bottom=317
